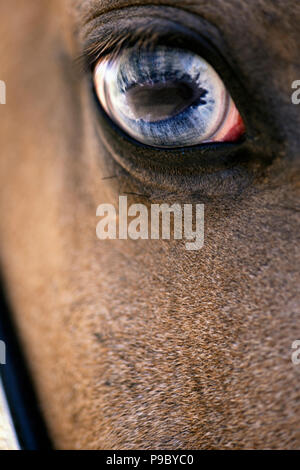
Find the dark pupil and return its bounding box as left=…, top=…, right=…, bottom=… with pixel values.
left=126, top=80, right=207, bottom=122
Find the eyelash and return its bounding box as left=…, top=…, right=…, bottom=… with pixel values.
left=81, top=22, right=235, bottom=86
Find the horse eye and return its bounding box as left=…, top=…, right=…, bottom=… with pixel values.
left=93, top=46, right=245, bottom=148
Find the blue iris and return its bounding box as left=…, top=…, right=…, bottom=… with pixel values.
left=96, top=46, right=229, bottom=148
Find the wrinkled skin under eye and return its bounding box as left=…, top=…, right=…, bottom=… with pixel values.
left=94, top=46, right=245, bottom=148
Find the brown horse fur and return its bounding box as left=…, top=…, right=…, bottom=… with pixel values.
left=0, top=0, right=300, bottom=449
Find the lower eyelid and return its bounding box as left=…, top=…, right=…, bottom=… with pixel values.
left=91, top=88, right=253, bottom=196
left=90, top=65, right=284, bottom=206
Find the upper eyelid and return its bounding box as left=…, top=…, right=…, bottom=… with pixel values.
left=77, top=5, right=227, bottom=69
left=78, top=0, right=210, bottom=27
